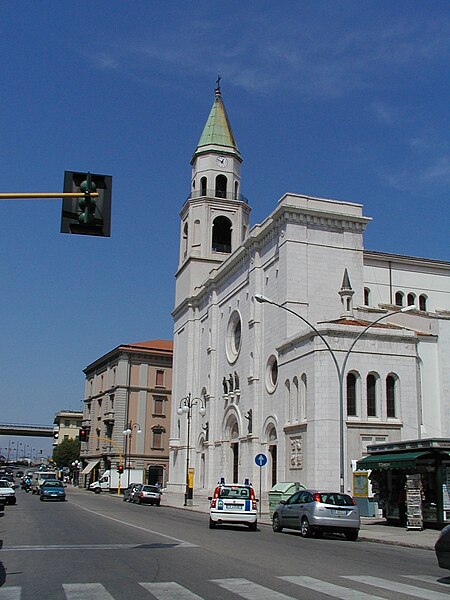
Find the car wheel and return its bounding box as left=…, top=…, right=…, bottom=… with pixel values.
left=137, top=498, right=141, bottom=505
left=156, top=501, right=161, bottom=506
left=209, top=518, right=216, bottom=529
left=248, top=521, right=257, bottom=531
left=40, top=496, right=44, bottom=501
left=300, top=517, right=312, bottom=538
left=94, top=488, right=101, bottom=494
left=272, top=514, right=283, bottom=533
left=345, top=529, right=359, bottom=541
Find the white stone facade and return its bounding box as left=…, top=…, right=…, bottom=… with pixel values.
left=169, top=91, right=450, bottom=500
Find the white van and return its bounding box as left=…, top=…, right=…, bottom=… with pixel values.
left=31, top=470, right=58, bottom=494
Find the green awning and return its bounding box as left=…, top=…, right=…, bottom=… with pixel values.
left=357, top=451, right=430, bottom=470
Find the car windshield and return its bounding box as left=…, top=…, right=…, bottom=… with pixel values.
left=0, top=481, right=12, bottom=488
left=318, top=493, right=354, bottom=506
left=43, top=481, right=63, bottom=488
left=143, top=486, right=159, bottom=493
left=218, top=486, right=250, bottom=499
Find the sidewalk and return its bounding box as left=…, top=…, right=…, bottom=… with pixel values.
left=160, top=490, right=440, bottom=550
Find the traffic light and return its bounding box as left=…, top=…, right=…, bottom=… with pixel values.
left=61, top=171, right=112, bottom=236
left=79, top=428, right=89, bottom=442
left=117, top=464, right=124, bottom=474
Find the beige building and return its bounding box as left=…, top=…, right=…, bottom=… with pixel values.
left=80, top=340, right=173, bottom=487
left=53, top=410, right=83, bottom=445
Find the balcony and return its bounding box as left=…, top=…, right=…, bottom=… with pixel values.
left=103, top=411, right=115, bottom=425
left=183, top=189, right=249, bottom=210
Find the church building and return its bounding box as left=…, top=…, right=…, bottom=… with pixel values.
left=168, top=84, right=450, bottom=507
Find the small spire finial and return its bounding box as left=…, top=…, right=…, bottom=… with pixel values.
left=215, top=74, right=222, bottom=96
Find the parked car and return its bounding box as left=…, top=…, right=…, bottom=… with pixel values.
left=0, top=479, right=17, bottom=505
left=208, top=481, right=258, bottom=530
left=39, top=480, right=66, bottom=502
left=435, top=524, right=450, bottom=570
left=272, top=489, right=360, bottom=540
left=131, top=484, right=161, bottom=505
left=123, top=483, right=141, bottom=502
left=1, top=474, right=16, bottom=489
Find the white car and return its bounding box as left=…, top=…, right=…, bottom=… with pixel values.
left=208, top=480, right=258, bottom=530
left=0, top=479, right=17, bottom=505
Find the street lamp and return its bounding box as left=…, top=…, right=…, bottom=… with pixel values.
left=122, top=422, right=141, bottom=487
left=71, top=460, right=81, bottom=486
left=177, top=393, right=206, bottom=506
left=255, top=293, right=416, bottom=493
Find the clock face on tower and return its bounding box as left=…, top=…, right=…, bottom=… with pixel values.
left=216, top=155, right=228, bottom=168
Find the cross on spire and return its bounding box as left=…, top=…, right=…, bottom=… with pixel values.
left=215, top=74, right=222, bottom=95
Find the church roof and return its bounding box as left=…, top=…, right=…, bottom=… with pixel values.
left=193, top=86, right=241, bottom=159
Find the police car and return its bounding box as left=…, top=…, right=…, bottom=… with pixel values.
left=208, top=479, right=258, bottom=530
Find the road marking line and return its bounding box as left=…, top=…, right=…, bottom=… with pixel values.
left=63, top=583, right=115, bottom=599
left=281, top=576, right=385, bottom=599
left=66, top=501, right=197, bottom=548
left=344, top=575, right=449, bottom=599
left=403, top=575, right=450, bottom=588
left=0, top=588, right=21, bottom=600
left=140, top=582, right=204, bottom=599
left=211, top=578, right=297, bottom=600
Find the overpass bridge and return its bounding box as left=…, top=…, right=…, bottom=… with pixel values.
left=0, top=423, right=54, bottom=438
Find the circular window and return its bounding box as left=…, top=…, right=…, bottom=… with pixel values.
left=266, top=354, right=278, bottom=393
left=226, top=311, right=242, bottom=364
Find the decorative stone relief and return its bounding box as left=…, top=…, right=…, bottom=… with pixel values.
left=290, top=435, right=303, bottom=469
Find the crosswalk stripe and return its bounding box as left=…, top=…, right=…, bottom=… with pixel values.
left=0, top=588, right=21, bottom=600
left=63, top=583, right=115, bottom=600
left=403, top=574, right=450, bottom=588
left=139, top=582, right=204, bottom=599
left=280, top=575, right=385, bottom=599
left=344, top=575, right=450, bottom=600
left=211, top=578, right=297, bottom=600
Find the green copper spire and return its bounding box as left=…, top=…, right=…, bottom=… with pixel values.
left=193, top=82, right=241, bottom=160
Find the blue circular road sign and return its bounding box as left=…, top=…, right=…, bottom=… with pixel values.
left=255, top=453, right=267, bottom=467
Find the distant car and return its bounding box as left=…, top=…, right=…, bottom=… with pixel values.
left=15, top=470, right=24, bottom=478
left=435, top=524, right=450, bottom=570
left=1, top=474, right=16, bottom=489
left=272, top=489, right=360, bottom=540
left=39, top=480, right=66, bottom=502
left=131, top=484, right=161, bottom=505
left=0, top=479, right=17, bottom=505
left=208, top=481, right=258, bottom=530
left=123, top=483, right=141, bottom=502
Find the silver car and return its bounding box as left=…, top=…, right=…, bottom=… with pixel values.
left=272, top=489, right=360, bottom=540
left=131, top=484, right=162, bottom=506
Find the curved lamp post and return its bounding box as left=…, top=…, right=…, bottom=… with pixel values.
left=123, top=422, right=141, bottom=487
left=255, top=293, right=416, bottom=493
left=177, top=393, right=206, bottom=506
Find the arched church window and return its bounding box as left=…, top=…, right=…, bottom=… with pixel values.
left=346, top=372, right=357, bottom=416
left=386, top=375, right=397, bottom=418
left=419, top=294, right=427, bottom=311
left=407, top=292, right=416, bottom=307
left=212, top=216, right=232, bottom=253
left=200, top=177, right=207, bottom=196
left=215, top=174, right=227, bottom=198
left=183, top=222, right=188, bottom=257
left=395, top=291, right=404, bottom=307
left=364, top=287, right=370, bottom=306
left=234, top=181, right=239, bottom=200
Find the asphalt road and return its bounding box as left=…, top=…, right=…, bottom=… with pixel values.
left=0, top=486, right=448, bottom=599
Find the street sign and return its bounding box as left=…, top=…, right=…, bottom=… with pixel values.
left=255, top=453, right=267, bottom=467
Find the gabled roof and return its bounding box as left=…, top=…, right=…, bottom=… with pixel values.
left=124, top=339, right=173, bottom=351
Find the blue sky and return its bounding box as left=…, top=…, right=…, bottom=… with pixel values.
left=1, top=1, right=449, bottom=455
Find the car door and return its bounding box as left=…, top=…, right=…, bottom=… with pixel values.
left=280, top=491, right=303, bottom=528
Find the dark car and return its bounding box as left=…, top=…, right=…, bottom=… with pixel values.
left=272, top=489, right=360, bottom=540
left=435, top=524, right=450, bottom=570
left=39, top=480, right=66, bottom=501
left=122, top=483, right=141, bottom=502
left=131, top=484, right=161, bottom=505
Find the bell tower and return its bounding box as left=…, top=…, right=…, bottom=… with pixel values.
left=175, top=82, right=251, bottom=308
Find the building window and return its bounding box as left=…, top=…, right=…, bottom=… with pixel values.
left=152, top=426, right=165, bottom=449
left=386, top=375, right=397, bottom=418
left=76, top=420, right=82, bottom=427
left=153, top=396, right=166, bottom=416
left=366, top=374, right=377, bottom=417
left=212, top=215, right=232, bottom=253
left=364, top=287, right=371, bottom=306
left=183, top=222, right=188, bottom=257
left=395, top=291, right=404, bottom=307
left=215, top=174, right=227, bottom=198
left=64, top=420, right=70, bottom=427
left=156, top=370, right=165, bottom=387
left=346, top=373, right=357, bottom=416
left=419, top=294, right=427, bottom=311
left=200, top=176, right=207, bottom=196
left=407, top=293, right=416, bottom=307
left=226, top=311, right=242, bottom=364
left=64, top=435, right=69, bottom=441
left=266, top=355, right=278, bottom=393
